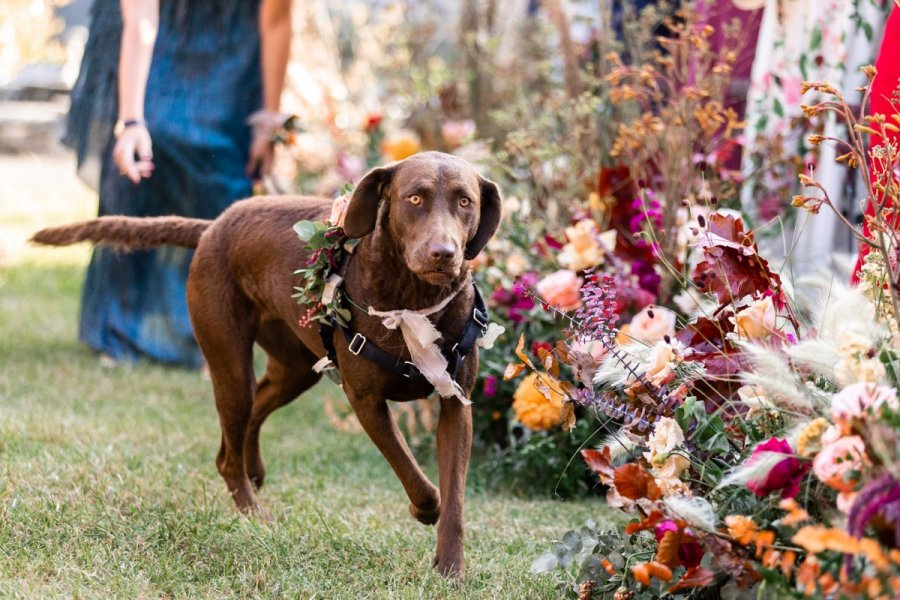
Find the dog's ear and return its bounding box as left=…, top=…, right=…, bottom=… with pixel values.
left=464, top=176, right=502, bottom=260
left=343, top=164, right=395, bottom=239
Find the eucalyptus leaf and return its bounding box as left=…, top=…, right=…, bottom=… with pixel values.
left=562, top=530, right=582, bottom=553
left=293, top=220, right=318, bottom=241
left=530, top=553, right=559, bottom=573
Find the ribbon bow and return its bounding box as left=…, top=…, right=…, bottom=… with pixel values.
left=367, top=288, right=470, bottom=404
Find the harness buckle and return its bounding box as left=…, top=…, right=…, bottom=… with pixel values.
left=402, top=361, right=418, bottom=378
left=349, top=333, right=368, bottom=355
left=473, top=308, right=488, bottom=328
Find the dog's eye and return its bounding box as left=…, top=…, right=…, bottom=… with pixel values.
left=459, top=197, right=471, bottom=208
left=407, top=195, right=422, bottom=206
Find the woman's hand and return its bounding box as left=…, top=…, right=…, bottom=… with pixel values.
left=113, top=124, right=154, bottom=184
left=245, top=134, right=274, bottom=181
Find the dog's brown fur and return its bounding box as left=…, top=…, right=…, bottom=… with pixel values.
left=31, top=152, right=502, bottom=579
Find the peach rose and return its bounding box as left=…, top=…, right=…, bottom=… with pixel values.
left=328, top=193, right=350, bottom=228
left=536, top=270, right=582, bottom=311
left=730, top=296, right=776, bottom=339
left=557, top=219, right=616, bottom=272
left=644, top=340, right=683, bottom=385
left=628, top=305, right=677, bottom=345
left=812, top=435, right=868, bottom=493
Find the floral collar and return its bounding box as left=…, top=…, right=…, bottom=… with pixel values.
left=292, top=187, right=355, bottom=328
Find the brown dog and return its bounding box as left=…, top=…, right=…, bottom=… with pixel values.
left=32, top=151, right=502, bottom=579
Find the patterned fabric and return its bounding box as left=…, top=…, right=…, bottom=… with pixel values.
left=740, top=0, right=891, bottom=271
left=854, top=6, right=900, bottom=281
left=64, top=0, right=262, bottom=367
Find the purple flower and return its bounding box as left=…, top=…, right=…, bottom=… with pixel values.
left=745, top=438, right=810, bottom=499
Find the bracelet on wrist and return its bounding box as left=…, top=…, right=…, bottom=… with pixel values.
left=114, top=119, right=147, bottom=138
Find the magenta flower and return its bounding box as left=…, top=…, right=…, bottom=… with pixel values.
left=483, top=375, right=498, bottom=398
left=745, top=438, right=810, bottom=499
left=654, top=520, right=704, bottom=568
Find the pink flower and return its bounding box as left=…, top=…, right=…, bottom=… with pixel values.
left=813, top=435, right=867, bottom=493
left=536, top=270, right=582, bottom=311
left=831, top=382, right=898, bottom=420
left=441, top=119, right=476, bottom=149
left=782, top=76, right=804, bottom=105
left=745, top=438, right=810, bottom=499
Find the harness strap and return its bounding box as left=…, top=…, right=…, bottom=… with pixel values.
left=319, top=283, right=489, bottom=389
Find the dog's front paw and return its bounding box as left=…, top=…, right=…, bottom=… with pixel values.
left=432, top=550, right=464, bottom=581
left=409, top=500, right=441, bottom=525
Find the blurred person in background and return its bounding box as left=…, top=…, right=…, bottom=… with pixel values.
left=64, top=0, right=292, bottom=368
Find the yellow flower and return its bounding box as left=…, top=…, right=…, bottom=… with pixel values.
left=796, top=418, right=830, bottom=458
left=381, top=131, right=421, bottom=161
left=512, top=372, right=564, bottom=431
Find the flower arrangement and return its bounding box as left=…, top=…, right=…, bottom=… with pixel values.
left=526, top=68, right=900, bottom=598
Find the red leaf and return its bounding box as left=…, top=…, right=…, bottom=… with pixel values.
left=581, top=447, right=614, bottom=481
left=669, top=566, right=715, bottom=592
left=614, top=463, right=661, bottom=500
left=707, top=213, right=753, bottom=245
left=690, top=215, right=781, bottom=306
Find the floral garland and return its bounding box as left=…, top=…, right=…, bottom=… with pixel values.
left=292, top=185, right=356, bottom=328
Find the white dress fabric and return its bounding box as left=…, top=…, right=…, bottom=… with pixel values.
left=740, top=0, right=890, bottom=272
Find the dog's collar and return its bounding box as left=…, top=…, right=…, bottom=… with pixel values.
left=316, top=279, right=491, bottom=395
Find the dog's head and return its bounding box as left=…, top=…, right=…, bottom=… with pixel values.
left=343, top=152, right=502, bottom=285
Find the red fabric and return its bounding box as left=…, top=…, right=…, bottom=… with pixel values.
left=852, top=8, right=900, bottom=284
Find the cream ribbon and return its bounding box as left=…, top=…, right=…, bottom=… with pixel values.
left=368, top=287, right=471, bottom=404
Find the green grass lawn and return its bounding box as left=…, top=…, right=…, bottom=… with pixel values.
left=0, top=153, right=603, bottom=598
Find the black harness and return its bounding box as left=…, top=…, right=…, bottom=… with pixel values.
left=317, top=279, right=490, bottom=389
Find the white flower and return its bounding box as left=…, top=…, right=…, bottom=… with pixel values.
left=643, top=416, right=685, bottom=463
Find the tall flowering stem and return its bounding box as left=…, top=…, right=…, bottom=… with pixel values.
left=794, top=73, right=900, bottom=324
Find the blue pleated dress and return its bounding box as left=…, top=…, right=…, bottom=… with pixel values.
left=65, top=0, right=262, bottom=367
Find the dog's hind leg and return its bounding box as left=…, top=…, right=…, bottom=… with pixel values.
left=244, top=321, right=322, bottom=489
left=188, top=274, right=260, bottom=513
left=345, top=392, right=441, bottom=526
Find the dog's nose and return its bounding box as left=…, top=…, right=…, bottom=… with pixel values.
left=428, top=242, right=456, bottom=261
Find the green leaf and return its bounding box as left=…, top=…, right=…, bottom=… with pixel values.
left=334, top=307, right=352, bottom=325
left=862, top=22, right=873, bottom=42
left=810, top=28, right=822, bottom=50
left=306, top=229, right=329, bottom=250
left=293, top=220, right=318, bottom=241
left=773, top=98, right=784, bottom=118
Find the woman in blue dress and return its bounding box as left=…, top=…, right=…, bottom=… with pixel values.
left=65, top=0, right=292, bottom=367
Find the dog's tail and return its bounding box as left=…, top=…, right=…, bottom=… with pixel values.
left=30, top=216, right=212, bottom=250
